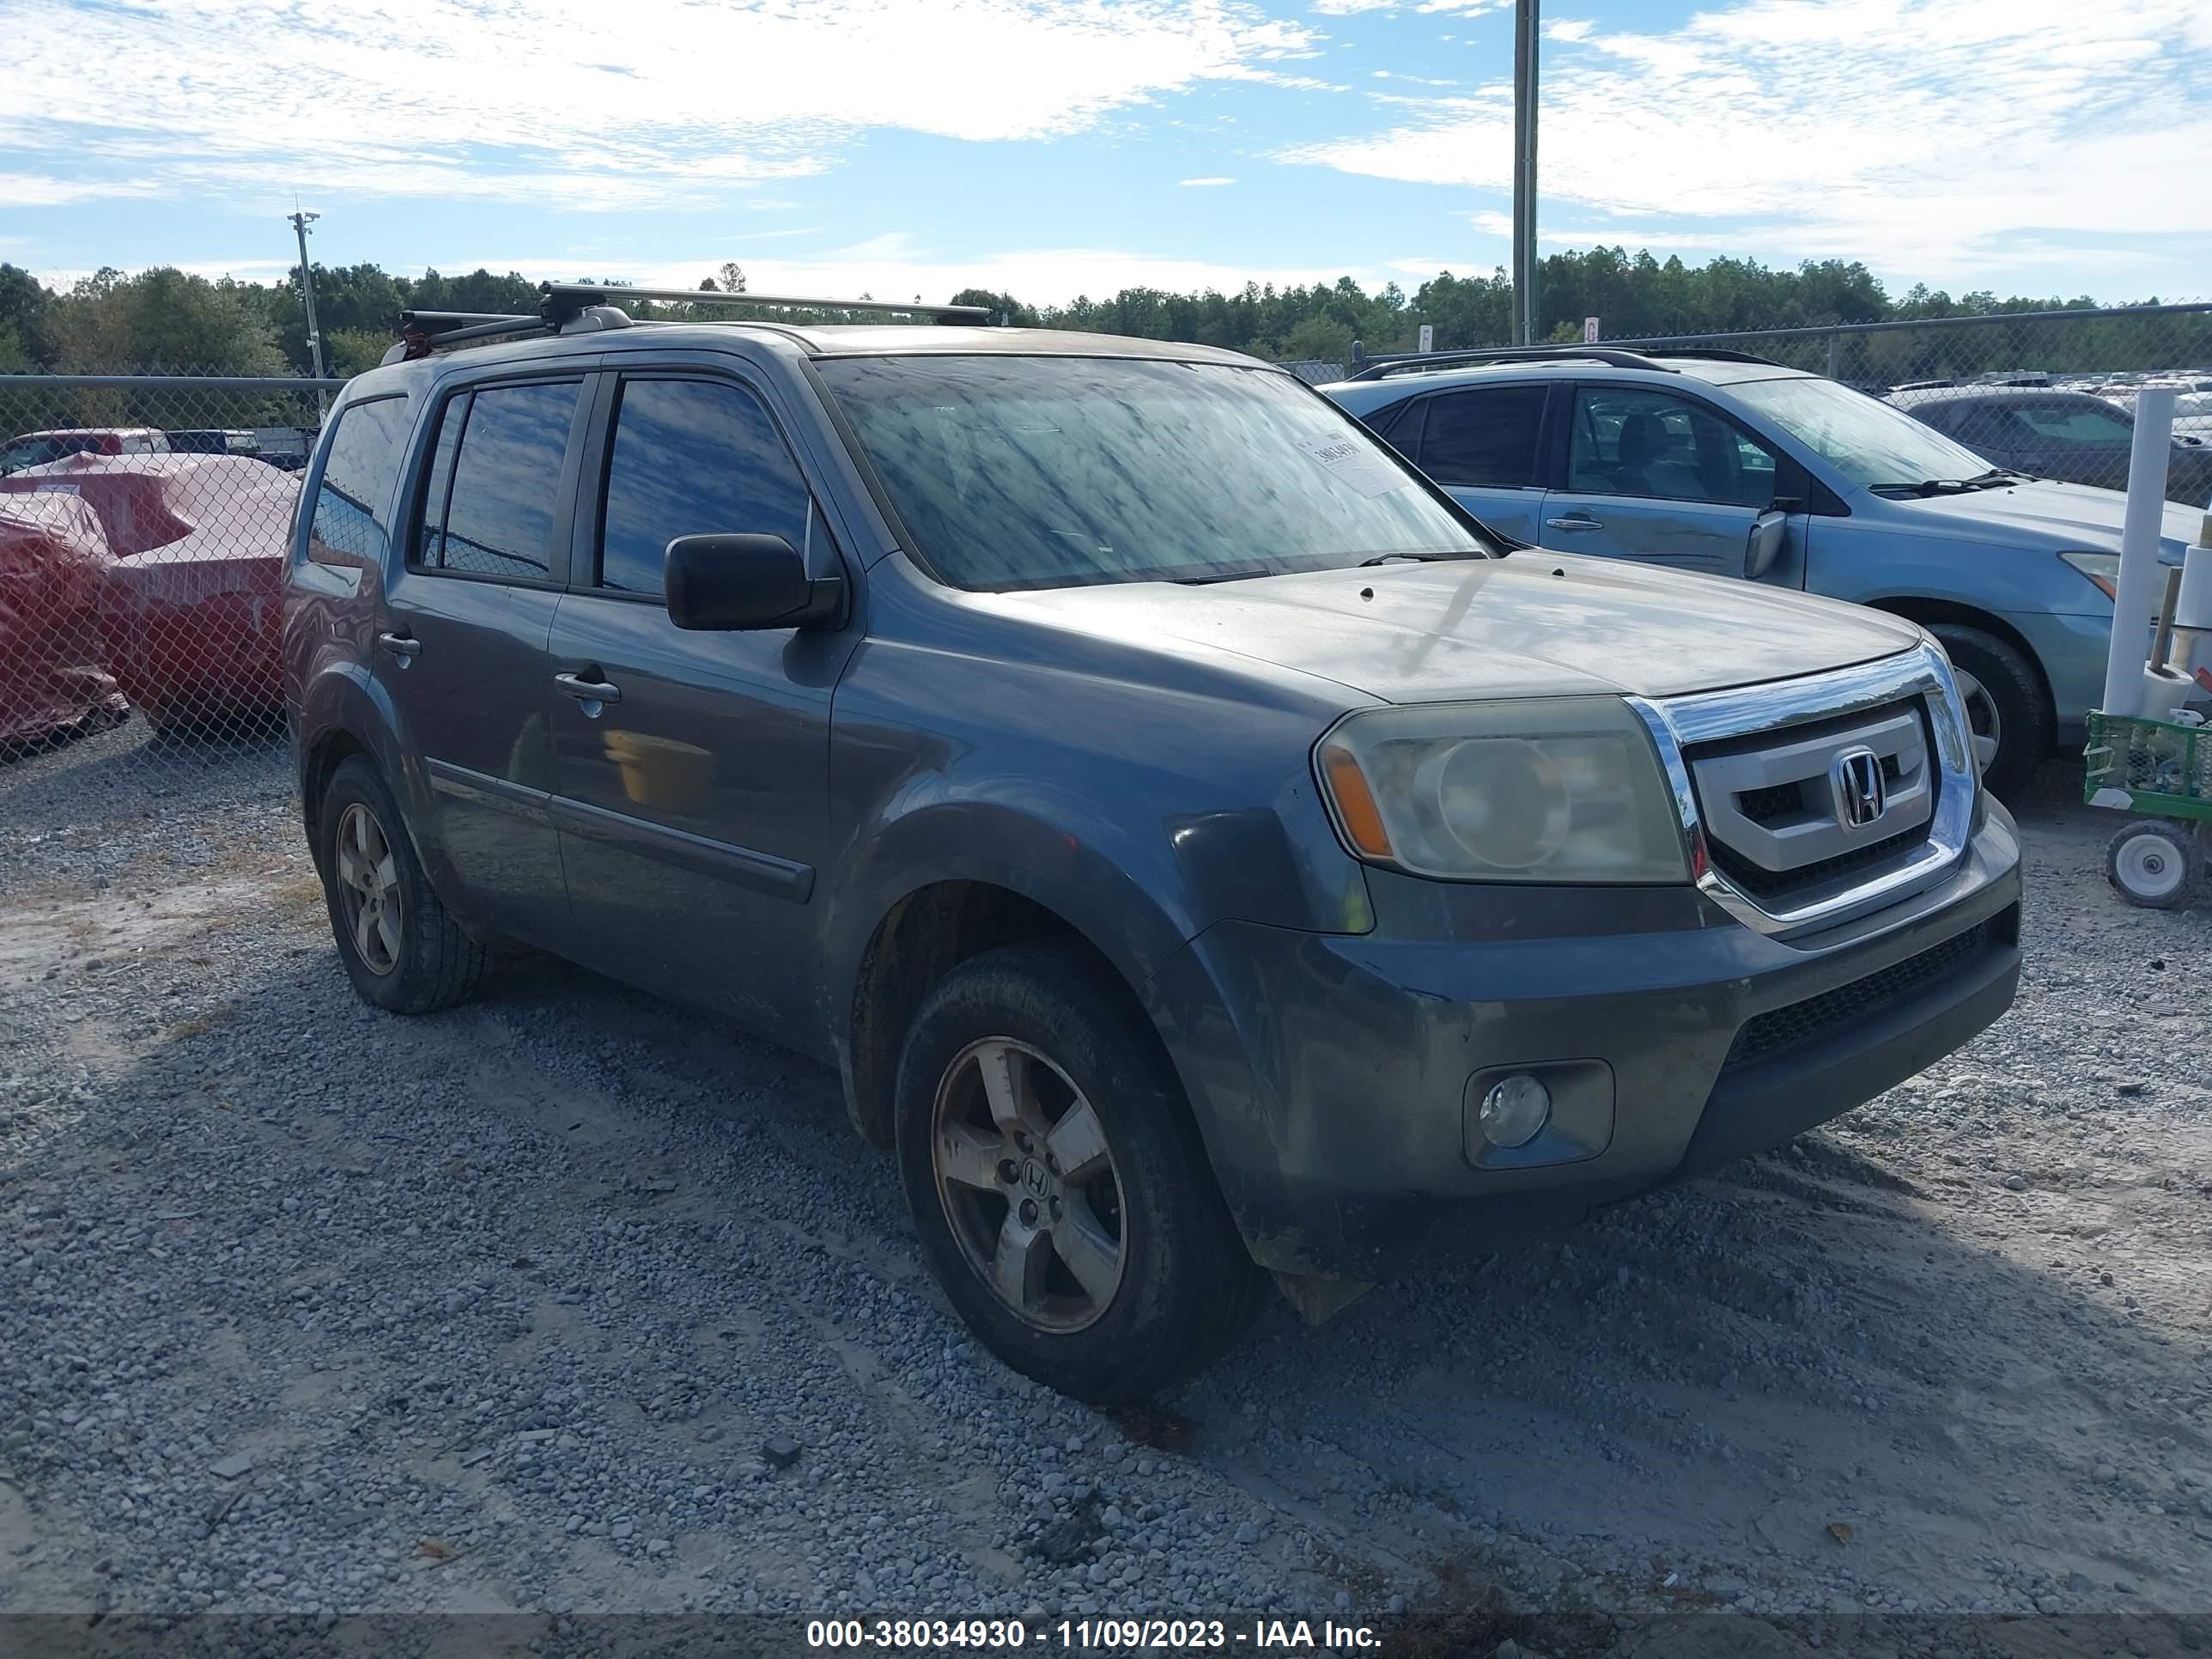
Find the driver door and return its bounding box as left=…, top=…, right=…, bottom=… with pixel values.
left=1539, top=384, right=1803, bottom=585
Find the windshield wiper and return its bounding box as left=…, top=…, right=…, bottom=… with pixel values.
left=1169, top=569, right=1275, bottom=586
left=1875, top=469, right=2025, bottom=498
left=1355, top=550, right=1486, bottom=567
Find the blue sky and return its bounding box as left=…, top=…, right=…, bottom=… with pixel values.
left=3, top=0, right=2208, bottom=307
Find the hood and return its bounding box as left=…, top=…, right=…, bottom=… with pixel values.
left=1000, top=551, right=1923, bottom=703
left=1896, top=477, right=2205, bottom=559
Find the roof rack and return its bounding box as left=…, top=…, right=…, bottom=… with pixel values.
left=538, top=283, right=991, bottom=327
left=1345, top=343, right=1782, bottom=380
left=385, top=285, right=996, bottom=365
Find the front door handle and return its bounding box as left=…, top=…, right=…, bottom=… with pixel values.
left=1546, top=514, right=1603, bottom=532
left=554, top=671, right=622, bottom=706
left=378, top=630, right=422, bottom=659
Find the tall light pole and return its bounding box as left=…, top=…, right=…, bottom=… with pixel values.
left=1510, top=0, right=1540, bottom=346
left=288, top=210, right=328, bottom=381
left=288, top=209, right=329, bottom=422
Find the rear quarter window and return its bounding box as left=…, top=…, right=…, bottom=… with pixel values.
left=307, top=395, right=412, bottom=567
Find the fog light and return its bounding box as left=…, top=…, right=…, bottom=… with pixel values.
left=1479, top=1073, right=1552, bottom=1148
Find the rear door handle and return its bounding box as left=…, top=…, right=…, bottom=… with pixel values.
left=1546, top=514, right=1602, bottom=532
left=554, top=671, right=622, bottom=705
left=378, top=631, right=422, bottom=659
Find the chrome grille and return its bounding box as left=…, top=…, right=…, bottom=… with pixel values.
left=1686, top=700, right=1937, bottom=902
left=1629, top=647, right=1979, bottom=939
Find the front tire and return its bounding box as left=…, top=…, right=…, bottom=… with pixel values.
left=1930, top=624, right=2049, bottom=802
left=894, top=942, right=1260, bottom=1404
left=317, top=756, right=489, bottom=1013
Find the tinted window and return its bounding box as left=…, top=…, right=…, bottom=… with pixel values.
left=598, top=379, right=814, bottom=597
left=307, top=395, right=411, bottom=565
left=821, top=356, right=1491, bottom=591
left=1567, top=386, right=1778, bottom=507
left=1417, top=386, right=1547, bottom=485
left=2013, top=400, right=2135, bottom=447
left=434, top=381, right=579, bottom=580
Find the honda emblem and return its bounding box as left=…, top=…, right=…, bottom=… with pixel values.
left=1829, top=746, right=1886, bottom=830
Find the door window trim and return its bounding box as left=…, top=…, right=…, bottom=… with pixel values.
left=399, top=371, right=593, bottom=592
left=1392, top=382, right=1556, bottom=490
left=568, top=367, right=848, bottom=608
left=1559, top=380, right=1809, bottom=509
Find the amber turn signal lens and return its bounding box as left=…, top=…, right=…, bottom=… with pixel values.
left=1320, top=742, right=1395, bottom=860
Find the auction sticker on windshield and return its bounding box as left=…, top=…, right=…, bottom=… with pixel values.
left=1293, top=434, right=1406, bottom=498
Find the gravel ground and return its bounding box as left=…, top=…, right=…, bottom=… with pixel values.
left=2, top=724, right=2208, bottom=1651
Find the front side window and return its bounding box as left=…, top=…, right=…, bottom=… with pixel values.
left=307, top=394, right=410, bottom=565
left=1567, top=386, right=1778, bottom=507
left=1728, top=375, right=1996, bottom=491
left=1416, top=386, right=1547, bottom=487
left=818, top=356, right=1492, bottom=591
left=597, top=379, right=814, bottom=598
left=428, top=380, right=580, bottom=580
left=2013, top=400, right=2135, bottom=447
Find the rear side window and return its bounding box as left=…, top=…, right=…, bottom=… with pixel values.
left=307, top=394, right=410, bottom=565
left=596, top=378, right=814, bottom=598
left=422, top=381, right=580, bottom=581
left=1417, top=386, right=1548, bottom=486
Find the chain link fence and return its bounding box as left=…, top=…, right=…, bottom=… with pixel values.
left=7, top=302, right=2210, bottom=805
left=0, top=375, right=336, bottom=807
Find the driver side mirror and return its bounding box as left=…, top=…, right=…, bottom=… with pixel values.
left=663, top=533, right=845, bottom=631
left=1745, top=507, right=1790, bottom=580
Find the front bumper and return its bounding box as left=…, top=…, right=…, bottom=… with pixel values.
left=1146, top=804, right=2022, bottom=1280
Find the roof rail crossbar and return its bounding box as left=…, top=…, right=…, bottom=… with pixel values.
left=1635, top=347, right=1784, bottom=366
left=538, top=283, right=992, bottom=325
left=1349, top=344, right=1676, bottom=380
left=1348, top=343, right=1784, bottom=380
left=399, top=309, right=539, bottom=336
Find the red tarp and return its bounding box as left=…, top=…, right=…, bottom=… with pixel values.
left=0, top=453, right=301, bottom=732
left=0, top=489, right=125, bottom=748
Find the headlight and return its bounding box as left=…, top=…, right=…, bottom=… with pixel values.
left=2059, top=550, right=2119, bottom=601
left=1315, top=698, right=1691, bottom=883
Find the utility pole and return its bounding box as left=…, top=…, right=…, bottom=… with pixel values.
left=1510, top=0, right=1540, bottom=346
left=288, top=209, right=329, bottom=418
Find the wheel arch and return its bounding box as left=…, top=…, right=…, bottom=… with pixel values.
left=839, top=875, right=1177, bottom=1152
left=1860, top=597, right=2055, bottom=710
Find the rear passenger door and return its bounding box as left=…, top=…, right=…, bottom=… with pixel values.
left=377, top=375, right=586, bottom=949
left=545, top=367, right=862, bottom=1038
left=1383, top=383, right=1551, bottom=544
left=1540, top=384, right=1794, bottom=580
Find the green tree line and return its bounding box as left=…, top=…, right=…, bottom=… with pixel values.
left=0, top=248, right=2198, bottom=399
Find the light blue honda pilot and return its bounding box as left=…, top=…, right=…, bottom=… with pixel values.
left=1326, top=347, right=2204, bottom=797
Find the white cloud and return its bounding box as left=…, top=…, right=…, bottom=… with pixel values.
left=2, top=0, right=1316, bottom=210
left=1309, top=0, right=1395, bottom=13
left=1277, top=0, right=2212, bottom=283
left=1180, top=177, right=1239, bottom=187
left=0, top=173, right=155, bottom=207
left=1543, top=17, right=1595, bottom=40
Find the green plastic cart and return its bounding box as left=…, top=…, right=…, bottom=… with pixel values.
left=2083, top=708, right=2212, bottom=908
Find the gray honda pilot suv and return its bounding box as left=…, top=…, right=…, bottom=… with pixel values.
left=283, top=292, right=2023, bottom=1403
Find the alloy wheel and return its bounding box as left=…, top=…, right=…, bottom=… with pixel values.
left=928, top=1037, right=1127, bottom=1333
left=334, top=802, right=404, bottom=976
left=1951, top=665, right=2002, bottom=775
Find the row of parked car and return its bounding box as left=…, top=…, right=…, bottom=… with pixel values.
left=0, top=424, right=315, bottom=477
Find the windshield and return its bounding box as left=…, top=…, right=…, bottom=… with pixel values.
left=1727, top=376, right=2000, bottom=490
left=817, top=355, right=1493, bottom=591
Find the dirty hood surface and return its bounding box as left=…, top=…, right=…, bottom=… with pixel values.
left=1898, top=478, right=2203, bottom=559
left=1006, top=550, right=1923, bottom=703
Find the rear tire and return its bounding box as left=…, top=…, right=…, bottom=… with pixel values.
left=1931, top=624, right=2049, bottom=802
left=894, top=941, right=1261, bottom=1404
left=317, top=756, right=489, bottom=1013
